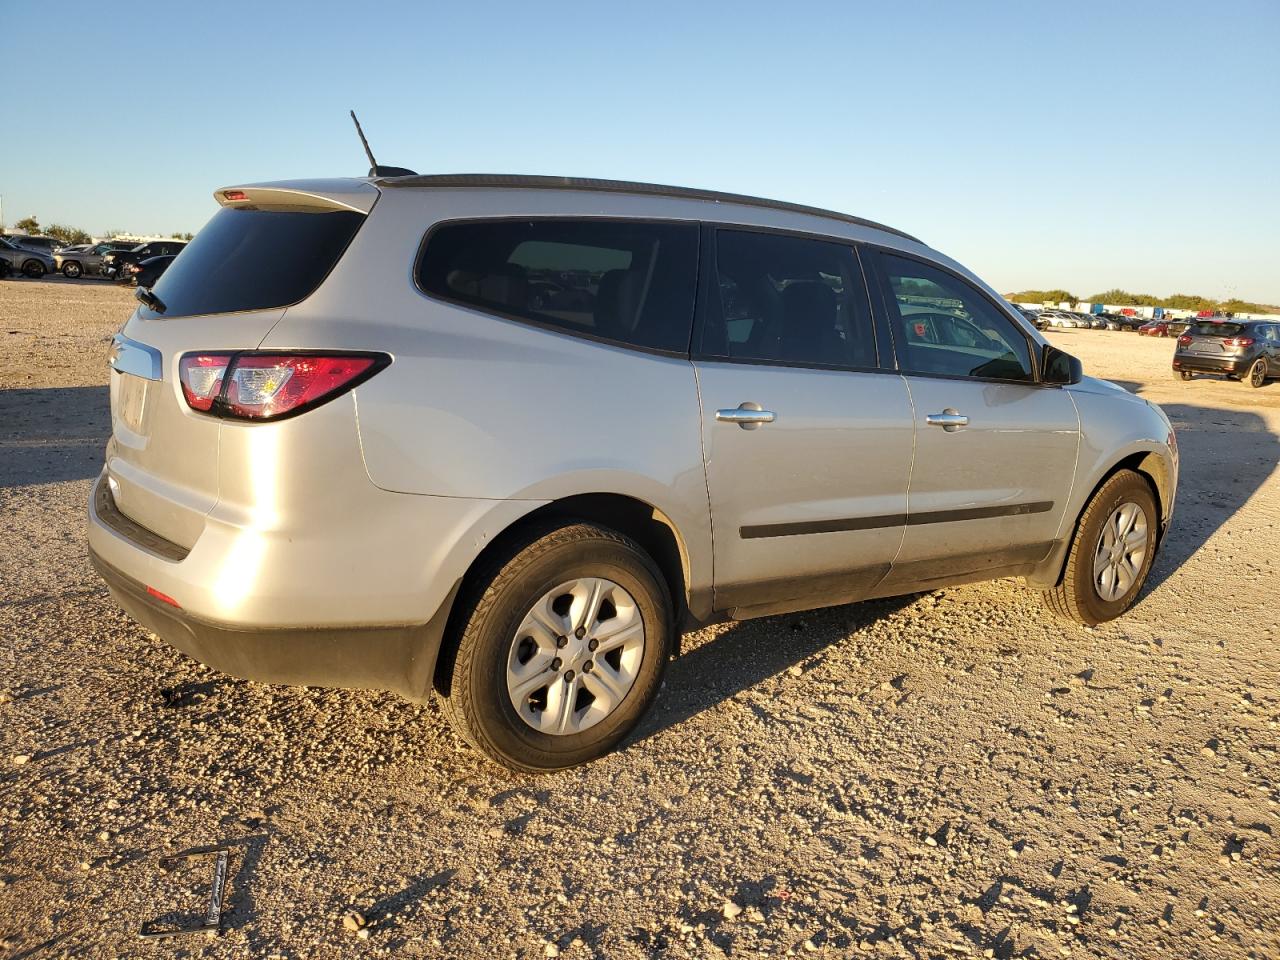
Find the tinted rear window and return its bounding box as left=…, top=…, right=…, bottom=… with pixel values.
left=1191, top=321, right=1246, bottom=337
left=418, top=219, right=699, bottom=353
left=142, top=207, right=364, bottom=318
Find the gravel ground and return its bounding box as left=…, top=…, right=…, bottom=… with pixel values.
left=1, top=278, right=1277, bottom=959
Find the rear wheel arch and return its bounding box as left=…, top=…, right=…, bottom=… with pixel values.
left=432, top=493, right=692, bottom=696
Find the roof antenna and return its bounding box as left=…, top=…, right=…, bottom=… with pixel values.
left=349, top=110, right=417, bottom=179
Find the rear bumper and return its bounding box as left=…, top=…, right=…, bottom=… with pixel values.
left=90, top=545, right=456, bottom=703
left=1172, top=354, right=1247, bottom=374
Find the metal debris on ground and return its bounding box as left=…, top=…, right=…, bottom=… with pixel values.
left=138, top=845, right=231, bottom=939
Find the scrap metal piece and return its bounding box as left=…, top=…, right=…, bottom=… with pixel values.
left=139, top=845, right=230, bottom=939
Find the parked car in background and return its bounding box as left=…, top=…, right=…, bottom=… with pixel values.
left=89, top=173, right=1178, bottom=771
left=1173, top=319, right=1279, bottom=387
left=1139, top=321, right=1170, bottom=337
left=1040, top=311, right=1078, bottom=328
left=124, top=255, right=177, bottom=288
left=6, top=235, right=64, bottom=254
left=1166, top=320, right=1190, bottom=338
left=0, top=237, right=55, bottom=277
left=55, top=240, right=140, bottom=278
left=102, top=240, right=187, bottom=280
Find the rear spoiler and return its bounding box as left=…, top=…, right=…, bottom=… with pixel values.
left=213, top=179, right=379, bottom=214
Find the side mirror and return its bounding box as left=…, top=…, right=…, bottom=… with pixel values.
left=1042, top=344, right=1082, bottom=385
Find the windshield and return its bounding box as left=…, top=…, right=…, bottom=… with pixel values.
left=142, top=206, right=365, bottom=319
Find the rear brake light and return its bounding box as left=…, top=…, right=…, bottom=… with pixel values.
left=178, top=352, right=389, bottom=421
left=1177, top=335, right=1192, bottom=345
left=222, top=190, right=248, bottom=201
left=1222, top=337, right=1254, bottom=348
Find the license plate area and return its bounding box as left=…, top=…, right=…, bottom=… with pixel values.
left=114, top=372, right=149, bottom=436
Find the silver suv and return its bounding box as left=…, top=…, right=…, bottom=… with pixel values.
left=89, top=175, right=1178, bottom=771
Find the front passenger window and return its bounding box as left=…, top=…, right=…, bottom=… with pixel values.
left=875, top=253, right=1033, bottom=382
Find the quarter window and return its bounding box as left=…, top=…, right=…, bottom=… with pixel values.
left=418, top=220, right=699, bottom=354
left=875, top=253, right=1033, bottom=381
left=704, top=230, right=876, bottom=368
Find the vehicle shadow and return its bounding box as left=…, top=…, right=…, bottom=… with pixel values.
left=1144, top=400, right=1280, bottom=592
left=630, top=593, right=917, bottom=745
left=0, top=386, right=109, bottom=487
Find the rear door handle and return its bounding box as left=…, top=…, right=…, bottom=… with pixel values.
left=925, top=409, right=968, bottom=432
left=716, top=402, right=776, bottom=430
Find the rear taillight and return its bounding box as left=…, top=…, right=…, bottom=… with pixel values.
left=179, top=351, right=389, bottom=421
left=1177, top=335, right=1192, bottom=346
left=1222, top=337, right=1254, bottom=349
left=179, top=353, right=231, bottom=411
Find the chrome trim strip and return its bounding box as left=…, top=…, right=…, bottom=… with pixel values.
left=108, top=334, right=162, bottom=381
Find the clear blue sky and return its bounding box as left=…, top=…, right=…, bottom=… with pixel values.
left=2, top=0, right=1277, bottom=302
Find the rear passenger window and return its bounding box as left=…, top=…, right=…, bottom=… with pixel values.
left=703, top=230, right=876, bottom=368
left=419, top=220, right=699, bottom=354
left=874, top=253, right=1033, bottom=382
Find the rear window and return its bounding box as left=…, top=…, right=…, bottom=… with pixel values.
left=418, top=219, right=699, bottom=354
left=142, top=207, right=364, bottom=318
left=1191, top=320, right=1246, bottom=337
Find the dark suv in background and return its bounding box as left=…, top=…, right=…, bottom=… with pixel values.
left=1173, top=319, right=1279, bottom=387
left=102, top=240, right=187, bottom=281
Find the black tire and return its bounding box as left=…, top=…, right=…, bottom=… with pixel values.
left=439, top=521, right=674, bottom=772
left=62, top=261, right=82, bottom=278
left=1245, top=357, right=1268, bottom=388
left=1175, top=370, right=1193, bottom=381
left=21, top=259, right=46, bottom=278
left=1041, top=469, right=1158, bottom=626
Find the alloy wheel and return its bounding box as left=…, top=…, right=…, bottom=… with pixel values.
left=1092, top=502, right=1149, bottom=602
left=506, top=577, right=645, bottom=736
left=1251, top=359, right=1267, bottom=387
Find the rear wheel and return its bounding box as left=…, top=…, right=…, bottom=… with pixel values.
left=1175, top=370, right=1193, bottom=381
left=62, top=261, right=82, bottom=278
left=1042, top=470, right=1158, bottom=626
left=1246, top=357, right=1268, bottom=388
left=21, top=259, right=45, bottom=278
left=439, top=522, right=673, bottom=772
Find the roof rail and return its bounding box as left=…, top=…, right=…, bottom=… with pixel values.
left=375, top=173, right=921, bottom=243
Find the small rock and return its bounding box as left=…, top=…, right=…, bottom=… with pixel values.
left=722, top=900, right=744, bottom=920
left=11, top=755, right=30, bottom=766
left=543, top=943, right=560, bottom=958
left=341, top=909, right=367, bottom=932
left=356, top=928, right=370, bottom=940
left=788, top=666, right=803, bottom=678
left=803, top=939, right=818, bottom=952
left=1201, top=740, right=1219, bottom=757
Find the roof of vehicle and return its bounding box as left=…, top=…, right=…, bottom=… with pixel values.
left=373, top=173, right=922, bottom=244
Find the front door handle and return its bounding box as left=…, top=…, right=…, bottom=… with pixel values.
left=925, top=409, right=969, bottom=432
left=716, top=402, right=776, bottom=430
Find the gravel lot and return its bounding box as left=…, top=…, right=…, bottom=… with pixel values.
left=1, top=278, right=1278, bottom=959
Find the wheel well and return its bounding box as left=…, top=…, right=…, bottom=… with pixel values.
left=431, top=494, right=691, bottom=695
left=1039, top=453, right=1168, bottom=591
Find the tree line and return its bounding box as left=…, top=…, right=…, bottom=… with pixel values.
left=0, top=216, right=193, bottom=244
left=1008, top=288, right=1278, bottom=315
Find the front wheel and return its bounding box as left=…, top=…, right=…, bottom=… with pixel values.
left=439, top=522, right=674, bottom=772
left=1246, top=357, right=1268, bottom=388
left=1041, top=470, right=1158, bottom=626
left=62, top=261, right=82, bottom=278
left=21, top=259, right=46, bottom=278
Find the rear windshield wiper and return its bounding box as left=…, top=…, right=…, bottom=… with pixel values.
left=135, top=288, right=167, bottom=315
